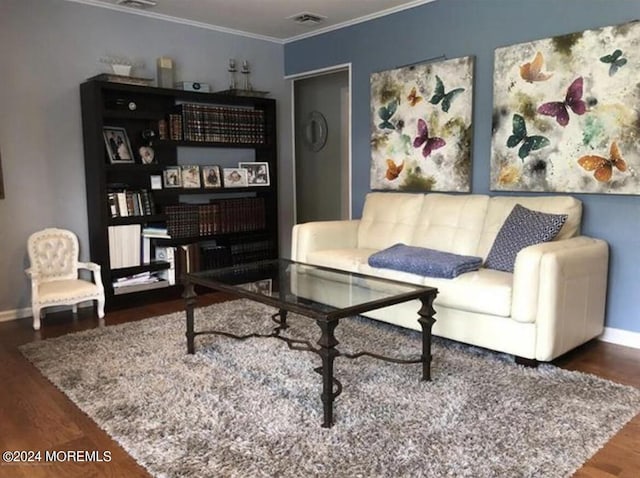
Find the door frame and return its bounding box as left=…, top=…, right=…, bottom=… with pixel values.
left=286, top=63, right=352, bottom=222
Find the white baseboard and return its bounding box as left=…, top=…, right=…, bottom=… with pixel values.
left=0, top=303, right=94, bottom=323
left=599, top=327, right=640, bottom=350
left=0, top=307, right=31, bottom=322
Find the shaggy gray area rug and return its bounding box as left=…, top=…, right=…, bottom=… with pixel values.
left=20, top=300, right=640, bottom=478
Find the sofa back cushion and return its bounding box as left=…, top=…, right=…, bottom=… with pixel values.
left=357, top=193, right=425, bottom=250
left=476, top=196, right=582, bottom=259
left=409, top=194, right=490, bottom=256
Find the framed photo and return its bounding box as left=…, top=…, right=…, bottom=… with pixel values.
left=103, top=126, right=134, bottom=164
left=163, top=166, right=182, bottom=188
left=181, top=165, right=201, bottom=188
left=201, top=165, right=222, bottom=188
left=223, top=168, right=249, bottom=188
left=239, top=162, right=270, bottom=186
left=150, top=175, right=162, bottom=190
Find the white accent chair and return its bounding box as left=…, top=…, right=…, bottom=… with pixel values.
left=26, top=228, right=105, bottom=330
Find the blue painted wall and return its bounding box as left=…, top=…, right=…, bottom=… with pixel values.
left=285, top=0, right=640, bottom=333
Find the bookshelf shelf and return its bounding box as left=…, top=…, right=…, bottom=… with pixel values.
left=152, top=229, right=270, bottom=247
left=81, top=79, right=278, bottom=310
left=110, top=260, right=171, bottom=279
left=154, top=186, right=274, bottom=196
left=105, top=164, right=165, bottom=173
left=104, top=110, right=164, bottom=120
left=108, top=214, right=166, bottom=226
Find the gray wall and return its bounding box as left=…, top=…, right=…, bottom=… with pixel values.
left=0, top=0, right=292, bottom=314
left=285, top=0, right=640, bottom=334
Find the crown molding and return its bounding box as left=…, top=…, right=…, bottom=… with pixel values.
left=63, top=0, right=285, bottom=44
left=283, top=0, right=435, bottom=43
left=64, top=0, right=436, bottom=44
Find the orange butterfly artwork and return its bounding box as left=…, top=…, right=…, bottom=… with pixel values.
left=407, top=87, right=423, bottom=107
left=577, top=141, right=627, bottom=182
left=385, top=159, right=404, bottom=180
left=519, top=52, right=552, bottom=83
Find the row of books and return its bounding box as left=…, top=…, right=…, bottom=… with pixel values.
left=154, top=240, right=274, bottom=276
left=166, top=197, right=266, bottom=239
left=168, top=113, right=183, bottom=141
left=201, top=244, right=233, bottom=270
left=107, top=189, right=155, bottom=218
left=168, top=103, right=266, bottom=144
left=230, top=239, right=275, bottom=265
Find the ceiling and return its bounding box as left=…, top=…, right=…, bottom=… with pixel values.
left=68, top=0, right=435, bottom=43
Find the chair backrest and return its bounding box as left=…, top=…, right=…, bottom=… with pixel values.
left=27, top=228, right=80, bottom=282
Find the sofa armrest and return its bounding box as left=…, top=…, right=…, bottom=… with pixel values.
left=511, top=236, right=608, bottom=361
left=291, top=220, right=360, bottom=263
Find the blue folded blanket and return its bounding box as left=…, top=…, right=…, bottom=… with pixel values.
left=368, top=243, right=483, bottom=279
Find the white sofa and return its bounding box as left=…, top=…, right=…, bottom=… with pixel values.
left=291, top=192, right=609, bottom=362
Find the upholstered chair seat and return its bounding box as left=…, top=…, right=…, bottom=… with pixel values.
left=26, top=228, right=105, bottom=330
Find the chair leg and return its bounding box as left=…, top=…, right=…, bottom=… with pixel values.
left=32, top=306, right=41, bottom=331
left=96, top=297, right=105, bottom=319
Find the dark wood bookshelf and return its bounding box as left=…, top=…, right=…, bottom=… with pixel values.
left=80, top=79, right=278, bottom=310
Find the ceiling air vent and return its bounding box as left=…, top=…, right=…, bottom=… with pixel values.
left=116, top=0, right=157, bottom=9
left=288, top=12, right=327, bottom=26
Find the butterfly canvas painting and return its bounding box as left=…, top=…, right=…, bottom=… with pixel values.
left=491, top=19, right=640, bottom=194
left=370, top=56, right=474, bottom=192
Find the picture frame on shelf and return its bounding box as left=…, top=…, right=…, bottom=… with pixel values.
left=239, top=162, right=270, bottom=186
left=223, top=168, right=249, bottom=188
left=103, top=126, right=134, bottom=164
left=163, top=166, right=182, bottom=188
left=201, top=165, right=222, bottom=188
left=181, top=165, right=201, bottom=188
left=150, top=175, right=162, bottom=190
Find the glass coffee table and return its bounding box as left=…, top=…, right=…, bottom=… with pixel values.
left=183, top=259, right=438, bottom=428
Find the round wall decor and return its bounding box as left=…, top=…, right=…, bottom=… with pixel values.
left=303, top=111, right=328, bottom=152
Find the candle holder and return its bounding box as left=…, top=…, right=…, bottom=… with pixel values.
left=228, top=59, right=238, bottom=90
left=241, top=60, right=253, bottom=91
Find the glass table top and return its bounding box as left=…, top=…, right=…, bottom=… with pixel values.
left=187, top=259, right=436, bottom=320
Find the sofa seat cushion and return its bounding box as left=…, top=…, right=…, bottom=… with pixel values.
left=368, top=243, right=482, bottom=279
left=305, top=248, right=377, bottom=273
left=360, top=263, right=513, bottom=317
left=426, top=269, right=513, bottom=317
left=358, top=261, right=429, bottom=286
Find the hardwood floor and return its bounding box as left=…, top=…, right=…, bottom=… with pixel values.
left=0, top=296, right=638, bottom=477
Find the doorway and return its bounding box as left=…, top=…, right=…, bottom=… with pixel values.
left=291, top=66, right=351, bottom=224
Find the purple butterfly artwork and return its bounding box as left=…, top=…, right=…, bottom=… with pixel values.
left=413, top=118, right=446, bottom=158
left=537, top=77, right=587, bottom=126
